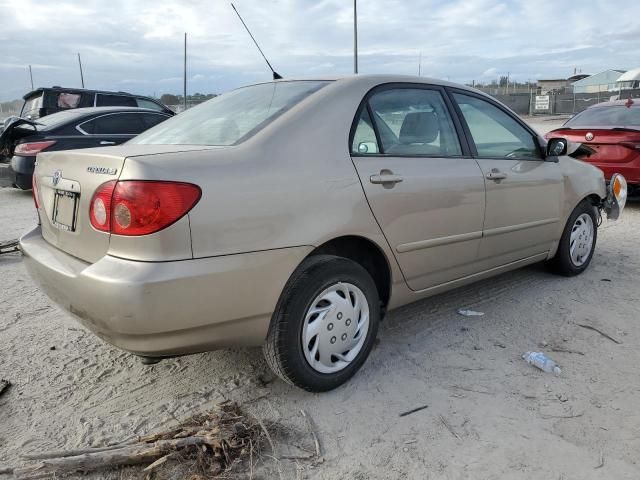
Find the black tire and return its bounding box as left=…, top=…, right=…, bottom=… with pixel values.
left=263, top=254, right=380, bottom=392
left=548, top=199, right=598, bottom=276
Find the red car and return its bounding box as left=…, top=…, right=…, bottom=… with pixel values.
left=546, top=99, right=640, bottom=193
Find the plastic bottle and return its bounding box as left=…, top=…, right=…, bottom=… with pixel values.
left=522, top=352, right=561, bottom=376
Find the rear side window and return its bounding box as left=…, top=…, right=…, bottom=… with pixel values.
left=355, top=88, right=462, bottom=156
left=57, top=93, right=81, bottom=109
left=351, top=108, right=379, bottom=154
left=140, top=113, right=169, bottom=129
left=453, top=93, right=541, bottom=159
left=80, top=113, right=146, bottom=135
left=136, top=98, right=165, bottom=111
left=96, top=94, right=137, bottom=107
left=130, top=81, right=330, bottom=146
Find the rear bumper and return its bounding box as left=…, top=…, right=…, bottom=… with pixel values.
left=20, top=226, right=312, bottom=356
left=589, top=160, right=640, bottom=185
left=9, top=155, right=35, bottom=189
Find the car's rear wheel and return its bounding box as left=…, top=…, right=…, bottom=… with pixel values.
left=263, top=254, right=380, bottom=392
left=548, top=199, right=598, bottom=276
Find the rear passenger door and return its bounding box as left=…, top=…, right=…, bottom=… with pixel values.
left=350, top=85, right=486, bottom=291
left=450, top=91, right=563, bottom=268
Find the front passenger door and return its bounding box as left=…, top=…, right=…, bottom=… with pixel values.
left=350, top=86, right=486, bottom=291
left=451, top=92, right=564, bottom=268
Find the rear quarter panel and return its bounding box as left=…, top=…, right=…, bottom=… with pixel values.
left=117, top=79, right=404, bottom=287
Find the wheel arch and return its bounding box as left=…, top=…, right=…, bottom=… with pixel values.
left=308, top=235, right=392, bottom=312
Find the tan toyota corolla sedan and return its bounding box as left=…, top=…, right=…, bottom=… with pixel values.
left=21, top=75, right=627, bottom=391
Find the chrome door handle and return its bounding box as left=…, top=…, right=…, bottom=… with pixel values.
left=486, top=171, right=507, bottom=181
left=370, top=173, right=403, bottom=185
left=100, top=141, right=116, bottom=145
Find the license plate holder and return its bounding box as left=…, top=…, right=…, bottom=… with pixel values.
left=52, top=190, right=79, bottom=232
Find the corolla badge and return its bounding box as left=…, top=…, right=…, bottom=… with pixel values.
left=87, top=166, right=118, bottom=175
left=52, top=170, right=62, bottom=186
left=585, top=132, right=594, bottom=141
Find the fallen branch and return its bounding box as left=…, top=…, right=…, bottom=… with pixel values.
left=595, top=450, right=605, bottom=469
left=549, top=346, right=585, bottom=356
left=399, top=405, right=428, bottom=417
left=10, top=403, right=262, bottom=480
left=540, top=412, right=584, bottom=419
left=0, top=379, right=10, bottom=398
left=0, top=239, right=19, bottom=255
left=577, top=324, right=622, bottom=344
left=438, top=415, right=461, bottom=440
left=300, top=409, right=321, bottom=457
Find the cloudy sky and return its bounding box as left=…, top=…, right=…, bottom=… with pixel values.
left=1, top=0, right=640, bottom=101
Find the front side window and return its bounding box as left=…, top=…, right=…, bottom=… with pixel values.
left=130, top=81, right=330, bottom=146
left=453, top=93, right=541, bottom=159
left=363, top=88, right=462, bottom=156
left=21, top=94, right=43, bottom=118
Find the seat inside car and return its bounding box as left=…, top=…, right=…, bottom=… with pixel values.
left=394, top=111, right=441, bottom=155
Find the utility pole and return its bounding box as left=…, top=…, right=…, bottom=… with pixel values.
left=28, top=65, right=34, bottom=90
left=183, top=32, right=187, bottom=111
left=353, top=0, right=358, bottom=74
left=418, top=52, right=422, bottom=76
left=77, top=53, right=85, bottom=88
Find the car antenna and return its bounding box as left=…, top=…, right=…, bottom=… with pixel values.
left=231, top=3, right=283, bottom=80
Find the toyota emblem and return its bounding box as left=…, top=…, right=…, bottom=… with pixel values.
left=585, top=132, right=594, bottom=141
left=52, top=170, right=62, bottom=186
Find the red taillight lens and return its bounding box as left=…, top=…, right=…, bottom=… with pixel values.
left=89, top=180, right=117, bottom=232
left=620, top=141, right=640, bottom=151
left=14, top=140, right=57, bottom=156
left=32, top=174, right=40, bottom=208
left=89, top=181, right=201, bottom=236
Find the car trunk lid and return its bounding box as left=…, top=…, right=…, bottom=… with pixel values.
left=34, top=145, right=213, bottom=263
left=549, top=128, right=640, bottom=164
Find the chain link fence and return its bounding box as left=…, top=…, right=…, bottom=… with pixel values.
left=487, top=88, right=640, bottom=116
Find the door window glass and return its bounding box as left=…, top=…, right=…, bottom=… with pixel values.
left=351, top=108, right=379, bottom=154
left=96, top=94, right=137, bottom=107
left=136, top=98, right=165, bottom=111
left=453, top=93, right=541, bottom=159
left=57, top=93, right=81, bottom=109
left=366, top=88, right=462, bottom=156
left=80, top=113, right=145, bottom=135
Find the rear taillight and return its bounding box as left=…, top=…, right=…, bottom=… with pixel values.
left=14, top=140, right=57, bottom=156
left=620, top=141, right=640, bottom=151
left=89, top=181, right=117, bottom=232
left=32, top=174, right=40, bottom=208
left=89, top=181, right=201, bottom=236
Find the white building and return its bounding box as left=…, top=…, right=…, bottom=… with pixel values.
left=616, top=68, right=640, bottom=90
left=572, top=70, right=626, bottom=93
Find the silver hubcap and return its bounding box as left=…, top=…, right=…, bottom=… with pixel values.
left=302, top=282, right=370, bottom=374
left=569, top=213, right=594, bottom=267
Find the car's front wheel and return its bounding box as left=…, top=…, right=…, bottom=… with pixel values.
left=263, top=255, right=380, bottom=392
left=548, top=199, right=598, bottom=276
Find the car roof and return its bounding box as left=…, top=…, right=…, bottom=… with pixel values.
left=587, top=99, right=640, bottom=108
left=23, top=87, right=158, bottom=101
left=33, top=107, right=172, bottom=130
left=254, top=74, right=472, bottom=90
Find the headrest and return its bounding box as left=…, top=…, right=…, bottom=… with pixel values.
left=399, top=111, right=439, bottom=144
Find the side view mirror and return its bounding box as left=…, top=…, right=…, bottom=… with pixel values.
left=357, top=141, right=378, bottom=154
left=546, top=137, right=568, bottom=157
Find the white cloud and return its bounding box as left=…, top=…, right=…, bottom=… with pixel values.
left=0, top=0, right=639, bottom=100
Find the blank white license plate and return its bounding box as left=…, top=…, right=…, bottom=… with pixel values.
left=52, top=190, right=79, bottom=231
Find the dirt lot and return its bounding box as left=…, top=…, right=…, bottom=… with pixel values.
left=1, top=127, right=640, bottom=478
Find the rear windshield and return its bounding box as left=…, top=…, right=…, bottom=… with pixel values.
left=130, top=81, right=330, bottom=146
left=566, top=105, right=640, bottom=128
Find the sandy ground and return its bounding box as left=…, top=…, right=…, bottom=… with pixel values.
left=1, top=118, right=640, bottom=479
